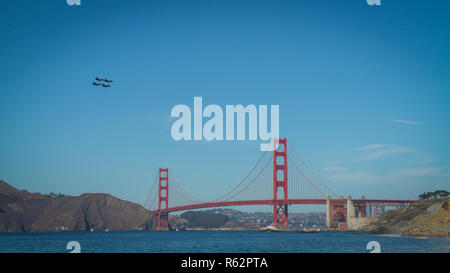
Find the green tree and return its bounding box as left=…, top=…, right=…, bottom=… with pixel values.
left=419, top=190, right=448, bottom=200
left=181, top=211, right=229, bottom=228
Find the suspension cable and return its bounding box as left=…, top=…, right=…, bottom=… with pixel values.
left=221, top=155, right=273, bottom=202
left=211, top=151, right=269, bottom=202
left=287, top=140, right=338, bottom=198
left=169, top=171, right=204, bottom=203
left=169, top=180, right=203, bottom=204
left=143, top=172, right=158, bottom=209
left=287, top=156, right=327, bottom=198
left=148, top=192, right=157, bottom=211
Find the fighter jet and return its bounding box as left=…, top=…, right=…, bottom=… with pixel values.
left=102, top=84, right=111, bottom=88
left=104, top=78, right=113, bottom=83
left=92, top=82, right=102, bottom=86
left=96, top=77, right=105, bottom=81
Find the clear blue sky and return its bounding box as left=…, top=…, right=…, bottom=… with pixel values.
left=0, top=0, right=449, bottom=212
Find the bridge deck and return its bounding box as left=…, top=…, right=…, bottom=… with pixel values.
left=152, top=199, right=416, bottom=214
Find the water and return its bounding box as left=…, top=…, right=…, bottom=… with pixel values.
left=0, top=231, right=448, bottom=253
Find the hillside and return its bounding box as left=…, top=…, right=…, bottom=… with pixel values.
left=362, top=197, right=449, bottom=237
left=181, top=211, right=229, bottom=228
left=0, top=180, right=157, bottom=232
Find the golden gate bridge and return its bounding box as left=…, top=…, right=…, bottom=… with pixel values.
left=144, top=138, right=415, bottom=230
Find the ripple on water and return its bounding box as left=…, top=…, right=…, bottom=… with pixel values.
left=0, top=231, right=448, bottom=253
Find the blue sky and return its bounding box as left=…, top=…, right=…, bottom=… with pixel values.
left=0, top=0, right=449, bottom=212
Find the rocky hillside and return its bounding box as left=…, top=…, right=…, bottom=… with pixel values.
left=362, top=197, right=449, bottom=237
left=0, top=180, right=157, bottom=232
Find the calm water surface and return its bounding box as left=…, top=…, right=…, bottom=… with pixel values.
left=0, top=231, right=448, bottom=253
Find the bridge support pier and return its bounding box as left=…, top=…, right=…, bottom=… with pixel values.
left=346, top=196, right=356, bottom=229
left=157, top=212, right=169, bottom=231
left=326, top=196, right=331, bottom=229
left=326, top=198, right=347, bottom=230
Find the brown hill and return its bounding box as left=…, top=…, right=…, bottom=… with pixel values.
left=362, top=197, right=449, bottom=237
left=0, top=180, right=157, bottom=232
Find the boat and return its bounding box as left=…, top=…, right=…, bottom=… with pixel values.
left=260, top=225, right=280, bottom=232
left=297, top=228, right=320, bottom=233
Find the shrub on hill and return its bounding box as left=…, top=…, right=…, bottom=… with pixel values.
left=180, top=211, right=229, bottom=228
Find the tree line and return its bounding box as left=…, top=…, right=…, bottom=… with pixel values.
left=181, top=211, right=229, bottom=228
left=418, top=190, right=449, bottom=200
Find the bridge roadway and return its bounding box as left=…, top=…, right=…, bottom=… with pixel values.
left=152, top=198, right=416, bottom=214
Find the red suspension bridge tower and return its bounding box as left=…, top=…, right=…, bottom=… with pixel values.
left=157, top=168, right=169, bottom=230
left=273, top=138, right=288, bottom=227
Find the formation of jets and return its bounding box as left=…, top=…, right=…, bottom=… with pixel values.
left=93, top=77, right=113, bottom=88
